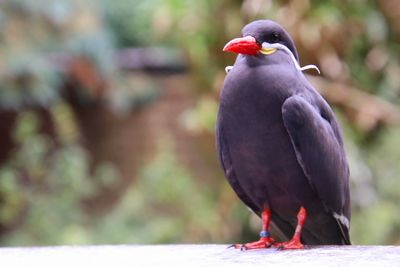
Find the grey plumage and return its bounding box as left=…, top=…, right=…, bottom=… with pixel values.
left=216, top=20, right=350, bottom=245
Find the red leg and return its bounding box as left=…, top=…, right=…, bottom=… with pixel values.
left=232, top=207, right=275, bottom=250
left=274, top=206, right=306, bottom=250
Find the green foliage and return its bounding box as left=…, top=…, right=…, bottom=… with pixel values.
left=2, top=137, right=221, bottom=245
left=0, top=168, right=22, bottom=225
left=0, top=0, right=118, bottom=109
left=91, top=138, right=220, bottom=244
left=180, top=97, right=218, bottom=134
left=0, top=111, right=119, bottom=246
left=98, top=0, right=160, bottom=47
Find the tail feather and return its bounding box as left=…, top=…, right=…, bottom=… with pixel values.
left=270, top=211, right=350, bottom=245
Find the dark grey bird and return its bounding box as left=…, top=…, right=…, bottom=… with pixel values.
left=216, top=20, right=350, bottom=249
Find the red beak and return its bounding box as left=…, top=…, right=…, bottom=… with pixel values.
left=223, top=36, right=261, bottom=55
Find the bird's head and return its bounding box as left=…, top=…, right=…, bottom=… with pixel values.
left=223, top=20, right=299, bottom=62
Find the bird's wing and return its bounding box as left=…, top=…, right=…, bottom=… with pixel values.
left=282, top=95, right=351, bottom=244
left=216, top=122, right=261, bottom=215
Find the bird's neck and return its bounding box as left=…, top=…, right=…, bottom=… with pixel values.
left=242, top=52, right=298, bottom=71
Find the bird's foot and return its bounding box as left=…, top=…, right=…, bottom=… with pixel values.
left=229, top=237, right=275, bottom=251
left=274, top=238, right=304, bottom=250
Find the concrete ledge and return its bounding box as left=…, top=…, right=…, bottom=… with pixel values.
left=0, top=245, right=399, bottom=267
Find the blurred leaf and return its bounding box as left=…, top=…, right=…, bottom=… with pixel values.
left=180, top=97, right=218, bottom=134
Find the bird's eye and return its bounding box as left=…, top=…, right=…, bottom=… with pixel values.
left=270, top=32, right=280, bottom=43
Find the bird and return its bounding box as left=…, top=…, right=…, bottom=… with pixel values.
left=215, top=20, right=350, bottom=250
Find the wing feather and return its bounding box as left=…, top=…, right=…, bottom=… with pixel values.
left=282, top=95, right=351, bottom=244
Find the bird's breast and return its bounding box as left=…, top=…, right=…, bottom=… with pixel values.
left=218, top=65, right=317, bottom=213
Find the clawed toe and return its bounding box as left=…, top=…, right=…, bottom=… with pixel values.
left=227, top=244, right=244, bottom=250
left=229, top=237, right=275, bottom=251
left=274, top=239, right=304, bottom=250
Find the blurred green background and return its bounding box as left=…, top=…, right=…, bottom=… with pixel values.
left=0, top=0, right=399, bottom=246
